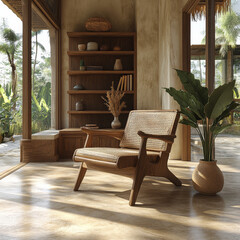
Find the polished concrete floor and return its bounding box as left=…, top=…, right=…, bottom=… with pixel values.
left=0, top=137, right=21, bottom=174
left=0, top=139, right=240, bottom=239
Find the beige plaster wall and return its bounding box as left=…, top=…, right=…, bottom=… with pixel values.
left=136, top=0, right=187, bottom=159
left=61, top=0, right=136, bottom=128
left=136, top=0, right=161, bottom=109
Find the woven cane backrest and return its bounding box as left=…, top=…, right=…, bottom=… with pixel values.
left=120, top=110, right=178, bottom=152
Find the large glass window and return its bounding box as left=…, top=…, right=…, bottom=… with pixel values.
left=190, top=0, right=240, bottom=160
left=31, top=6, right=57, bottom=133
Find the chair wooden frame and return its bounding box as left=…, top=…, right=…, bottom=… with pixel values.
left=73, top=110, right=182, bottom=206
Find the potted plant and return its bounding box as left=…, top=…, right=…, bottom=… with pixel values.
left=165, top=69, right=239, bottom=195
left=102, top=85, right=126, bottom=129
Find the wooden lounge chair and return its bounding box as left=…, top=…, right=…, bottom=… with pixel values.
left=73, top=110, right=181, bottom=206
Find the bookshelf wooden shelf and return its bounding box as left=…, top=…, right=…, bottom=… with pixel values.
left=67, top=51, right=135, bottom=56
left=67, top=32, right=137, bottom=128
left=67, top=70, right=135, bottom=75
left=68, top=110, right=130, bottom=115
left=67, top=90, right=134, bottom=94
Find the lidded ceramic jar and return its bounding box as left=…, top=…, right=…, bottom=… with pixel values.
left=87, top=42, right=98, bottom=51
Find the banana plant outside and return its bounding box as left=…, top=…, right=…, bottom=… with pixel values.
left=165, top=69, right=239, bottom=162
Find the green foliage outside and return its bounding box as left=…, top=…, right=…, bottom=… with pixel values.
left=0, top=84, right=16, bottom=140
left=193, top=9, right=240, bottom=90
left=0, top=21, right=51, bottom=141
left=191, top=9, right=240, bottom=135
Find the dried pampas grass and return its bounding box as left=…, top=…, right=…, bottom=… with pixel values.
left=102, top=86, right=126, bottom=117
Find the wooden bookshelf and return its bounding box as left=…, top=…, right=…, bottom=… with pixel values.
left=67, top=51, right=135, bottom=56
left=67, top=110, right=130, bottom=114
left=67, top=32, right=137, bottom=129
left=67, top=70, right=134, bottom=75
left=67, top=90, right=134, bottom=94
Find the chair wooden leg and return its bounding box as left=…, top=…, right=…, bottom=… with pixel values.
left=74, top=162, right=87, bottom=191
left=165, top=169, right=182, bottom=186
left=129, top=173, right=145, bottom=206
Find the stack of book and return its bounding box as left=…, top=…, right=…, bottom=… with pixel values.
left=84, top=124, right=99, bottom=129
left=117, top=75, right=133, bottom=91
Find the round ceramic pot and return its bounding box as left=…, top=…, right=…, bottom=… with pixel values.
left=111, top=117, right=121, bottom=129
left=78, top=44, right=86, bottom=51
left=192, top=160, right=224, bottom=195
left=76, top=100, right=84, bottom=111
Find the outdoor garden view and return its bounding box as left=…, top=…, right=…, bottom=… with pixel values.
left=0, top=0, right=51, bottom=143
left=191, top=0, right=240, bottom=135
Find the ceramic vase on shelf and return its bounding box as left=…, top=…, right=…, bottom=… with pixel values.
left=111, top=116, right=121, bottom=129
left=192, top=160, right=224, bottom=195
left=114, top=59, right=122, bottom=71
left=76, top=100, right=84, bottom=111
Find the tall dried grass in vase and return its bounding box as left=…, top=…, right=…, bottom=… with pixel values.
left=102, top=86, right=126, bottom=128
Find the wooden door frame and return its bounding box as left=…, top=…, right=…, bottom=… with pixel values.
left=182, top=0, right=201, bottom=161
left=22, top=1, right=62, bottom=140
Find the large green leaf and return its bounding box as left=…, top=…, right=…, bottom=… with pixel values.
left=165, top=87, right=205, bottom=119
left=210, top=124, right=232, bottom=137
left=180, top=118, right=198, bottom=128
left=213, top=101, right=239, bottom=126
left=204, top=80, right=235, bottom=120
left=0, top=85, right=10, bottom=103
left=176, top=69, right=209, bottom=105
left=180, top=107, right=199, bottom=122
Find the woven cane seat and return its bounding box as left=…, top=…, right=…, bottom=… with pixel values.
left=73, top=147, right=159, bottom=168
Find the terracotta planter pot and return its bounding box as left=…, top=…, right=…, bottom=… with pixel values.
left=192, top=160, right=224, bottom=195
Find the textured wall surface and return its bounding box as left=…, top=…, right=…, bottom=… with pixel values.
left=61, top=0, right=136, bottom=128
left=158, top=0, right=188, bottom=159
left=136, top=0, right=160, bottom=109
left=136, top=0, right=187, bottom=159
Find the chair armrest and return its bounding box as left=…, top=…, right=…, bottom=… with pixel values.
left=81, top=127, right=124, bottom=140
left=137, top=130, right=176, bottom=143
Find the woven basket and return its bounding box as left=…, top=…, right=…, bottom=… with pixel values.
left=85, top=17, right=112, bottom=32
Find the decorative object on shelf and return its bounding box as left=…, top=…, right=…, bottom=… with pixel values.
left=113, top=46, right=121, bottom=51
left=114, top=59, right=123, bottom=71
left=165, top=69, right=239, bottom=195
left=87, top=42, right=98, bottom=51
left=102, top=83, right=126, bottom=129
left=117, top=75, right=133, bottom=91
left=76, top=99, right=84, bottom=111
left=73, top=84, right=85, bottom=90
left=85, top=124, right=99, bottom=129
left=100, top=44, right=109, bottom=51
left=80, top=59, right=85, bottom=71
left=86, top=66, right=103, bottom=71
left=111, top=116, right=121, bottom=129
left=78, top=43, right=86, bottom=51
left=85, top=17, right=112, bottom=32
